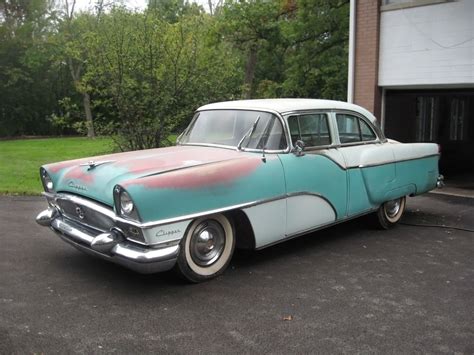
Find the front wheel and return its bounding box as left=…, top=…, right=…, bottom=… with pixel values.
left=376, top=196, right=406, bottom=229
left=176, top=214, right=235, bottom=283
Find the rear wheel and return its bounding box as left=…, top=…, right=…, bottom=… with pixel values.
left=176, top=214, right=235, bottom=283
left=376, top=196, right=406, bottom=229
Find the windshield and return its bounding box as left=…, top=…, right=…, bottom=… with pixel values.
left=179, top=110, right=287, bottom=150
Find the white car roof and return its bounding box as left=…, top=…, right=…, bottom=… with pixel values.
left=197, top=99, right=377, bottom=123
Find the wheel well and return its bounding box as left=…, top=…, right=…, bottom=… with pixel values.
left=225, top=209, right=256, bottom=250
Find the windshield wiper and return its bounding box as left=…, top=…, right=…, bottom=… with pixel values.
left=237, top=115, right=260, bottom=151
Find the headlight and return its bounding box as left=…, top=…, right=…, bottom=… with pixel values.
left=120, top=191, right=134, bottom=215
left=114, top=185, right=140, bottom=221
left=40, top=168, right=54, bottom=192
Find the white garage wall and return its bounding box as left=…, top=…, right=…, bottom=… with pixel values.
left=378, top=0, right=474, bottom=88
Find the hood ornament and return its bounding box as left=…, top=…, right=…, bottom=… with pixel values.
left=80, top=160, right=115, bottom=170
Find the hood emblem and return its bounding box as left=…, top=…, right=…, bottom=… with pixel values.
left=68, top=180, right=87, bottom=191
left=80, top=160, right=115, bottom=170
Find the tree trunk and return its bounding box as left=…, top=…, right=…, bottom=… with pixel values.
left=244, top=46, right=258, bottom=99
left=83, top=92, right=95, bottom=137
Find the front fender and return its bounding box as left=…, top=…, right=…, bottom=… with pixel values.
left=120, top=155, right=286, bottom=224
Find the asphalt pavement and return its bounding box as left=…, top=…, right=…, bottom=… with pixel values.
left=0, top=194, right=473, bottom=354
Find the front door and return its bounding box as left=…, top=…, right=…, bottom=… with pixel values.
left=278, top=112, right=348, bottom=237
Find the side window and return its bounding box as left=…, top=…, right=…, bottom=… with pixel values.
left=336, top=114, right=360, bottom=143
left=246, top=115, right=287, bottom=150
left=288, top=114, right=331, bottom=147
left=359, top=119, right=376, bottom=141
left=336, top=114, right=376, bottom=144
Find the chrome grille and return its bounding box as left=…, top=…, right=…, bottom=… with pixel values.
left=55, top=197, right=115, bottom=232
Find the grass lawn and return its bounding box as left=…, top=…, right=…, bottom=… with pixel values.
left=0, top=137, right=115, bottom=195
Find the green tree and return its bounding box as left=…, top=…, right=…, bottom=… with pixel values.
left=85, top=9, right=241, bottom=150
left=218, top=0, right=349, bottom=100
left=53, top=0, right=104, bottom=137
left=0, top=0, right=69, bottom=136
left=281, top=0, right=349, bottom=100
left=219, top=0, right=283, bottom=98
left=147, top=0, right=202, bottom=22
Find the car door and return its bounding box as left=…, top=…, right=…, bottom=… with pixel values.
left=278, top=112, right=348, bottom=237
left=334, top=112, right=397, bottom=215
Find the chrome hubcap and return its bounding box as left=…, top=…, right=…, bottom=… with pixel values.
left=385, top=199, right=401, bottom=218
left=190, top=220, right=225, bottom=267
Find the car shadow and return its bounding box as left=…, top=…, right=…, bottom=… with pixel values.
left=49, top=215, right=375, bottom=292
left=231, top=215, right=373, bottom=269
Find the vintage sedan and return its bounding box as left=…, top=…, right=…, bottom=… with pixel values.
left=36, top=99, right=443, bottom=282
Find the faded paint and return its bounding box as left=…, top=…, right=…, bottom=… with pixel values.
left=41, top=137, right=439, bottom=226
left=43, top=146, right=271, bottom=208
left=125, top=157, right=262, bottom=189
left=63, top=166, right=95, bottom=184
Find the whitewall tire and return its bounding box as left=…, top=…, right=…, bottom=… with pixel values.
left=376, top=196, right=406, bottom=229
left=176, top=214, right=235, bottom=283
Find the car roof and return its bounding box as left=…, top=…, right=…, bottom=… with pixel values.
left=197, top=99, right=377, bottom=123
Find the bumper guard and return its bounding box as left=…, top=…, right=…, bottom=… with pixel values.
left=36, top=207, right=179, bottom=274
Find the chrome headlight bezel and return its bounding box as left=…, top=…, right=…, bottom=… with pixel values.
left=113, top=185, right=140, bottom=221
left=40, top=167, right=54, bottom=193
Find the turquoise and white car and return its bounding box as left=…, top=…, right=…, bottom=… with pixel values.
left=36, top=99, right=443, bottom=282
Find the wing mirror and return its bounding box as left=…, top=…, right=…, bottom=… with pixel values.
left=293, top=140, right=305, bottom=157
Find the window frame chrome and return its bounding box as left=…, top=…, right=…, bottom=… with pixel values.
left=282, top=109, right=387, bottom=152
left=286, top=111, right=334, bottom=150
left=331, top=110, right=387, bottom=147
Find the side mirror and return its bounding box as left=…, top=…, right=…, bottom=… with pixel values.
left=293, top=140, right=305, bottom=157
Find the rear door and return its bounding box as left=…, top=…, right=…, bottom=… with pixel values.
left=334, top=112, right=396, bottom=214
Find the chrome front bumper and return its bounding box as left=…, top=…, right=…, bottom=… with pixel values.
left=36, top=207, right=179, bottom=274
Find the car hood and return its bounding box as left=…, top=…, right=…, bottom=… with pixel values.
left=43, top=145, right=253, bottom=206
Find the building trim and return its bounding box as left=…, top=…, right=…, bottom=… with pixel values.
left=380, top=83, right=474, bottom=90
left=381, top=0, right=452, bottom=12
left=347, top=0, right=356, bottom=103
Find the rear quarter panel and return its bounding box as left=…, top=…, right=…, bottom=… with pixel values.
left=360, top=142, right=439, bottom=204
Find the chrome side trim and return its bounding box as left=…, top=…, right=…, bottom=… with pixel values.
left=305, top=151, right=346, bottom=170
left=145, top=192, right=337, bottom=227
left=44, top=150, right=436, bottom=231
left=44, top=191, right=337, bottom=229
left=286, top=151, right=440, bottom=171
left=357, top=154, right=440, bottom=169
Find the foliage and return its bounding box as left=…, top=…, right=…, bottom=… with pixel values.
left=219, top=0, right=349, bottom=100
left=0, top=0, right=350, bottom=150
left=85, top=8, right=242, bottom=150
left=0, top=0, right=73, bottom=136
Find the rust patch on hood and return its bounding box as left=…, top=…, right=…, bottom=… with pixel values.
left=125, top=157, right=262, bottom=189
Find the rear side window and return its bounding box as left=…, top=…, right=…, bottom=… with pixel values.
left=288, top=114, right=331, bottom=147
left=336, top=114, right=376, bottom=144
